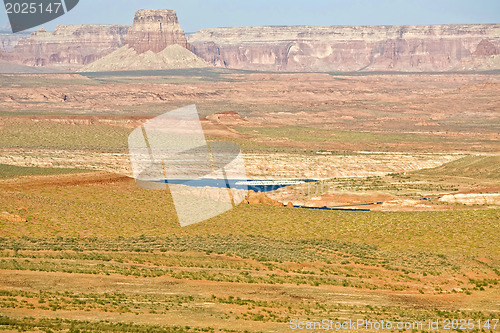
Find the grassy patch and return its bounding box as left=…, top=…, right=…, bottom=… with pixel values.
left=235, top=126, right=490, bottom=146
left=0, top=177, right=498, bottom=257
left=0, top=316, right=209, bottom=332
left=0, top=120, right=130, bottom=150
left=414, top=155, right=500, bottom=180
left=0, top=74, right=99, bottom=88
left=80, top=67, right=249, bottom=82
left=0, top=164, right=92, bottom=179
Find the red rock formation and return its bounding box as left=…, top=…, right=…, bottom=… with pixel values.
left=78, top=10, right=206, bottom=72
left=124, top=9, right=188, bottom=53
left=188, top=24, right=500, bottom=72
left=0, top=9, right=190, bottom=69
left=206, top=111, right=248, bottom=125
left=243, top=190, right=284, bottom=207
left=473, top=39, right=499, bottom=56
left=1, top=10, right=498, bottom=72
left=1, top=25, right=129, bottom=70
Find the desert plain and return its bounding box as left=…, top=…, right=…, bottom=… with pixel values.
left=0, top=67, right=497, bottom=332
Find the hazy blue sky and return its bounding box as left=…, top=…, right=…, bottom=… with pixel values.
left=1, top=0, right=499, bottom=33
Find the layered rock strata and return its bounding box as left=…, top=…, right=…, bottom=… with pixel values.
left=2, top=25, right=129, bottom=70
left=79, top=10, right=207, bottom=71
left=124, top=9, right=189, bottom=53
left=188, top=24, right=500, bottom=71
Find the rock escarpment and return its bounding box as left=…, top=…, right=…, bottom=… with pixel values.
left=1, top=10, right=499, bottom=72
left=2, top=25, right=129, bottom=70
left=188, top=24, right=500, bottom=72
left=80, top=10, right=207, bottom=72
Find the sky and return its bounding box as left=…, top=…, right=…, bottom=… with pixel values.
left=1, top=0, right=499, bottom=34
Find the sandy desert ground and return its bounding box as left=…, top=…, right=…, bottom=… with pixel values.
left=0, top=70, right=498, bottom=332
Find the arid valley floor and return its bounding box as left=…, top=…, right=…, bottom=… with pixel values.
left=0, top=70, right=498, bottom=332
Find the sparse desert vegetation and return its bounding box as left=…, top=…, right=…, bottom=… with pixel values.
left=0, top=70, right=498, bottom=332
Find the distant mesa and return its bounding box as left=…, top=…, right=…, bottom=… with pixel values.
left=79, top=9, right=208, bottom=72
left=124, top=9, right=189, bottom=54
left=0, top=8, right=499, bottom=72
left=0, top=24, right=129, bottom=71
left=188, top=25, right=500, bottom=72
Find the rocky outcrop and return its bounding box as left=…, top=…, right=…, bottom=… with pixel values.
left=124, top=9, right=188, bottom=53
left=2, top=11, right=499, bottom=72
left=243, top=190, right=284, bottom=207
left=79, top=10, right=206, bottom=72
left=206, top=110, right=248, bottom=125
left=188, top=24, right=500, bottom=72
left=1, top=25, right=129, bottom=70
left=473, top=39, right=499, bottom=56
left=0, top=9, right=192, bottom=70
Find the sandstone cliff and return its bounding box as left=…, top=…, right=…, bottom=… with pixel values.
left=188, top=24, right=500, bottom=72
left=1, top=25, right=129, bottom=70
left=124, top=9, right=189, bottom=53
left=79, top=10, right=207, bottom=72
left=1, top=11, right=499, bottom=72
